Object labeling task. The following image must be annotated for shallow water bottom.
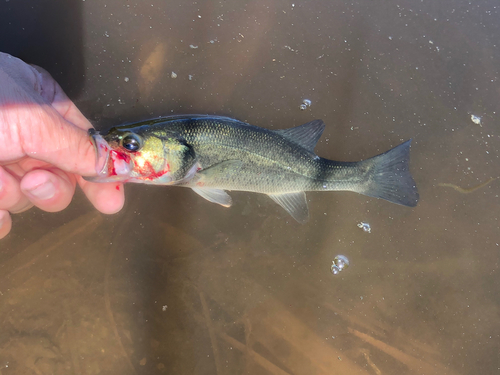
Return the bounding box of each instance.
[1,190,482,375]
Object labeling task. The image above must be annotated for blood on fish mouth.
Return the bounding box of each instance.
[87,131,134,180]
[87,129,176,184]
[109,150,132,176]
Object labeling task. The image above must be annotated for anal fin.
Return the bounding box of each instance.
[268,192,309,223]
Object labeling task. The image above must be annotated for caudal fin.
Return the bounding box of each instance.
[360,140,419,207]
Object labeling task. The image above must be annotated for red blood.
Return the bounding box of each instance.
[133,158,170,181]
[115,185,120,190]
[110,150,131,163]
[106,150,132,176]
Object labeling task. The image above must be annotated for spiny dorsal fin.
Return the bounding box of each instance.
[273,120,325,153]
[268,192,309,223]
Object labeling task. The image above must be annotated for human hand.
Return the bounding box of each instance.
[0,52,125,239]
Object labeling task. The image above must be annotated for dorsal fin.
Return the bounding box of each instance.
[273,120,325,153]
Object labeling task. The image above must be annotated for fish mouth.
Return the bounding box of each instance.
[88,129,110,176]
[84,129,133,182]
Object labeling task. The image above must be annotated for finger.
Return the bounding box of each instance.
[0,58,97,176]
[17,108,98,176]
[20,169,76,213]
[31,65,93,131]
[0,210,12,239]
[0,166,33,213]
[78,177,125,214]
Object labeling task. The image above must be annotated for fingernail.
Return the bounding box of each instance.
[26,180,56,200]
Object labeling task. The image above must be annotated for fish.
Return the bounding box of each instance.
[85,115,419,223]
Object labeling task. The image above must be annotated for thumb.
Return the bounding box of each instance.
[0,52,98,176]
[20,105,98,176]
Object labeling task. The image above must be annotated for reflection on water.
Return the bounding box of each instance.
[1,0,500,374]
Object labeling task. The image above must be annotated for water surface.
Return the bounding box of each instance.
[1,1,499,374]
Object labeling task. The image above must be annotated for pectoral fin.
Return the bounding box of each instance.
[188,160,243,207]
[192,187,233,207]
[268,192,309,223]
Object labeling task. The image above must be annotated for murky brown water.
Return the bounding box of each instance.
[1,0,500,374]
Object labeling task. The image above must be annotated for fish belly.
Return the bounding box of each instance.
[186,163,314,194]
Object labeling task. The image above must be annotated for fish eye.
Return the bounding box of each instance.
[121,134,142,152]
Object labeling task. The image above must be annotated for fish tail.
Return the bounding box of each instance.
[357,140,419,207]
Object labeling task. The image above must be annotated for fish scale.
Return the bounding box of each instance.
[167,119,372,193]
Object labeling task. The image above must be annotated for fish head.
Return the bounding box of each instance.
[86,125,197,184]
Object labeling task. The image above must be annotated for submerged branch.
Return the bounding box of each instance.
[437,177,497,194]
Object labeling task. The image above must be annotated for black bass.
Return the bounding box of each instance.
[86,115,419,223]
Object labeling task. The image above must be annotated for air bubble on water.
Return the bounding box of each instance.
[331,255,349,275]
[331,264,340,275]
[334,255,349,271]
[299,99,312,110]
[171,72,178,79]
[357,222,371,233]
[124,77,129,82]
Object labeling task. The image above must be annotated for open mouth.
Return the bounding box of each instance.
[85,129,133,182]
[88,129,111,177]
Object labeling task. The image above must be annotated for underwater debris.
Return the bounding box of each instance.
[437,177,497,194]
[470,114,481,125]
[357,222,371,233]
